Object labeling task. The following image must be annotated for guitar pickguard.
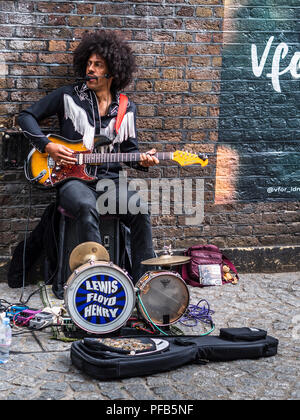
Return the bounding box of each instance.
[43,162,96,188]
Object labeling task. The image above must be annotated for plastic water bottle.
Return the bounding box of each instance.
[0,317,12,364]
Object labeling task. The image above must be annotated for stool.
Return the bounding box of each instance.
[53,206,131,298]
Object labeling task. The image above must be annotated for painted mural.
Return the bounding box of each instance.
[215,0,300,203]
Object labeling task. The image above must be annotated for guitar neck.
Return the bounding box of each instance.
[76,151,173,165]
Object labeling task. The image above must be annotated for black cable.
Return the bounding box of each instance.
[20,275,56,305]
[11,322,63,336]
[19,183,32,304]
[0,299,12,312]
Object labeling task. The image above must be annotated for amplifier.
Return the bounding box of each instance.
[99,216,120,264]
[0,129,31,169]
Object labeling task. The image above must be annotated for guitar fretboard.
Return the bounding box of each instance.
[75,151,173,165]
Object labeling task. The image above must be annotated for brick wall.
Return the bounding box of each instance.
[0,0,299,280]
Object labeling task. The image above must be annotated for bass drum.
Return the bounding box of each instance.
[64,261,135,334]
[136,271,190,326]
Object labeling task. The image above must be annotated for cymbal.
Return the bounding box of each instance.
[69,241,110,271]
[141,254,191,267]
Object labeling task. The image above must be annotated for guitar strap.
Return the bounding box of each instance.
[115,93,129,134]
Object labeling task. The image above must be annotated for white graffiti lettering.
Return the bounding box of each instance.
[251,36,300,92]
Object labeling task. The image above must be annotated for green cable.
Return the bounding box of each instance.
[137,291,169,336]
[137,291,215,337]
[199,323,215,336]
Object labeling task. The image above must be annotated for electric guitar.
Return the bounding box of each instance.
[25,134,208,189]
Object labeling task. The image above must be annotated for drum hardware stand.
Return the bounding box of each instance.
[163,244,173,256]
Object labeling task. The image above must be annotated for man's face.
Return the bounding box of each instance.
[85,53,111,91]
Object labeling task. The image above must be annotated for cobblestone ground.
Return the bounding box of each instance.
[0,272,299,400]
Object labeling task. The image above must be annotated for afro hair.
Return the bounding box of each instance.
[73,30,136,92]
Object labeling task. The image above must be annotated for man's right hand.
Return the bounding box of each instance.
[45,142,77,165]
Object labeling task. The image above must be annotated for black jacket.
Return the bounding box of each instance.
[18,83,147,179]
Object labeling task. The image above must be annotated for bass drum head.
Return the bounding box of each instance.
[136,271,190,326]
[64,262,135,334]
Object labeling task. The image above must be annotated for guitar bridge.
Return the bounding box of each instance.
[47,156,56,169]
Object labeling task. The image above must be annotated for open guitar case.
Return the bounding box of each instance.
[70,327,278,380]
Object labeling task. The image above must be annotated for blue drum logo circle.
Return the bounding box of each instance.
[74,274,126,325]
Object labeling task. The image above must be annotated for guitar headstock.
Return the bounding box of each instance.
[172,150,208,167]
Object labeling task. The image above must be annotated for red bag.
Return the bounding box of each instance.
[180,244,239,287]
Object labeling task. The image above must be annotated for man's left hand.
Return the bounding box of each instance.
[139,148,159,167]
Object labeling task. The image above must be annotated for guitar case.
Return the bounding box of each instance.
[70,328,278,380]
